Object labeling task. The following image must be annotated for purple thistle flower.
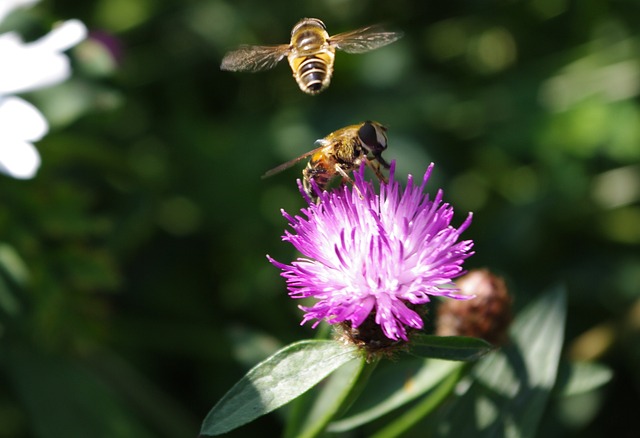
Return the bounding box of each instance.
[268,163,474,342]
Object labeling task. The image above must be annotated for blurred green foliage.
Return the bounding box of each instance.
[1,0,640,437]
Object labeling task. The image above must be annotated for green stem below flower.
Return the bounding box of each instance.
[370,362,468,438]
[287,354,379,438]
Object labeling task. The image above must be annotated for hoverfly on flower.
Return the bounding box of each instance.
[262,121,390,202]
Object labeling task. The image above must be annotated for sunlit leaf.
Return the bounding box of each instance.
[428,286,567,438]
[200,340,359,436]
[555,361,613,397]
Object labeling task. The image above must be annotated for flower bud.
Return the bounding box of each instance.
[436,269,512,345]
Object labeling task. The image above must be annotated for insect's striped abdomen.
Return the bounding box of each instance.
[296,56,331,93]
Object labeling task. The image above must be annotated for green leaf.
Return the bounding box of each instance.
[328,359,463,432]
[555,361,613,397]
[429,286,567,438]
[410,335,493,361]
[200,339,359,436]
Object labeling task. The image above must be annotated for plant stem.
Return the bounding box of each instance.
[293,355,379,438]
[370,363,467,438]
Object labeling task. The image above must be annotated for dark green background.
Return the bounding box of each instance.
[1,0,639,436]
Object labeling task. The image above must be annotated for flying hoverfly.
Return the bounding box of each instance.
[220,18,403,95]
[262,121,391,201]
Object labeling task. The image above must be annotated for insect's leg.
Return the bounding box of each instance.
[373,153,391,169]
[334,164,364,198]
[303,166,320,203]
[366,158,389,183]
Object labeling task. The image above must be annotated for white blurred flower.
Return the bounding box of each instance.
[0,0,87,179]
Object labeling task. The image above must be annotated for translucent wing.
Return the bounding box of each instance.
[220,44,290,72]
[261,146,324,179]
[330,25,403,54]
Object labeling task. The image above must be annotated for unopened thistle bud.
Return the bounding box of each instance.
[436,269,512,345]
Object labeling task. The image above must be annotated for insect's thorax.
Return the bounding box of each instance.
[287,22,335,94]
[303,140,365,200]
[289,22,330,52]
[332,137,364,167]
[307,140,363,176]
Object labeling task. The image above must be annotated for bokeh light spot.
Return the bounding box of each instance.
[469,27,517,74]
[529,0,569,19]
[156,196,202,236]
[592,165,640,209]
[449,171,489,212]
[425,19,468,61]
[599,207,640,244]
[95,0,154,32]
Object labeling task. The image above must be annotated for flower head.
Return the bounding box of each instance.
[0,0,87,179]
[268,163,474,342]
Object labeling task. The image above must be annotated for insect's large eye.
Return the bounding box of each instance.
[358,121,387,153]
